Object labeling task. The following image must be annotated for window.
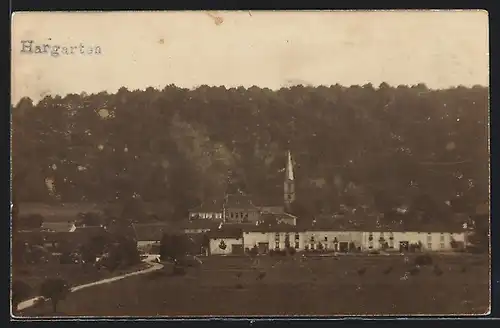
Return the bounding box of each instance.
[275,233,280,241]
[440,234,444,242]
[295,241,300,249]
[324,236,328,242]
[440,242,445,249]
[427,234,432,241]
[427,243,432,249]
[230,212,234,219]
[295,233,300,240]
[240,212,243,218]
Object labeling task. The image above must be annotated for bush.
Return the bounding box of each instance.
[414,254,433,266]
[12,280,32,311]
[39,278,70,313]
[248,245,259,257]
[287,247,296,256]
[59,252,75,265]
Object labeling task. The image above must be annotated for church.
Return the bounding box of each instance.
[188,151,298,226]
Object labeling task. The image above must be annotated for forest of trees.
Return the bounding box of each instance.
[11,83,489,225]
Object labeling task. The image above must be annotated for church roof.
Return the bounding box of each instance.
[189,199,224,213]
[225,194,259,210]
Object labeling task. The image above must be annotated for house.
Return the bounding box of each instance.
[19,202,103,222]
[15,226,107,250]
[260,212,298,226]
[303,218,365,251]
[41,221,77,233]
[224,193,261,223]
[188,200,224,220]
[361,226,469,252]
[132,223,172,252]
[180,220,222,234]
[259,205,285,215]
[208,228,244,255]
[242,225,307,254]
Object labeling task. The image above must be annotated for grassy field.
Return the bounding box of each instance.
[19,253,490,317]
[12,262,150,304]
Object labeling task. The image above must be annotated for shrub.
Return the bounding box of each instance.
[39,278,70,313]
[12,280,32,311]
[414,254,433,266]
[59,252,75,265]
[248,245,259,257]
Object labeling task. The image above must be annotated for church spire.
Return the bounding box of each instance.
[285,150,294,181]
[284,150,296,210]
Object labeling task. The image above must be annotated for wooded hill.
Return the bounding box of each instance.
[11,83,489,225]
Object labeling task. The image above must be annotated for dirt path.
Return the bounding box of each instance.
[16,255,164,312]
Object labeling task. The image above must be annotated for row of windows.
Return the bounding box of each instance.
[229,212,249,219]
[428,242,446,249]
[275,241,301,249]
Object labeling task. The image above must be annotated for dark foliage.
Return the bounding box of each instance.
[11,85,488,226]
[39,278,70,313]
[12,280,32,311]
[414,254,433,266]
[160,233,191,262]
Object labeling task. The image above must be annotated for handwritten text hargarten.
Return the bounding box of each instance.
[20,40,102,57]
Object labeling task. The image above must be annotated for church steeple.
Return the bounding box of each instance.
[284,150,295,210]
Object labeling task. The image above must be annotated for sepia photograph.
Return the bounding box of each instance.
[10,10,490,318]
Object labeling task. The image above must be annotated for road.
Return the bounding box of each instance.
[15,255,164,312]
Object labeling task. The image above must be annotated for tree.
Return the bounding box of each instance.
[12,280,32,312]
[160,233,190,263]
[39,278,70,313]
[468,213,489,253]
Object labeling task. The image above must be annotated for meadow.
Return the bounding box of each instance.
[19,253,490,317]
[12,261,150,306]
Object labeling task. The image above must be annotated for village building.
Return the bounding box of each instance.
[223,194,261,223]
[242,225,307,254]
[188,200,224,220]
[208,227,244,255]
[18,202,103,222]
[361,228,469,252]
[188,150,297,227]
[41,221,77,233]
[132,222,172,253]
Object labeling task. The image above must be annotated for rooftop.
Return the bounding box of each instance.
[132,223,173,241]
[41,221,76,232]
[189,199,224,213]
[225,194,259,210]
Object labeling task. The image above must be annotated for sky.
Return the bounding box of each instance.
[11,10,489,104]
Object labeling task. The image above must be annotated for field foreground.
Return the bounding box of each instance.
[20,254,490,317]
